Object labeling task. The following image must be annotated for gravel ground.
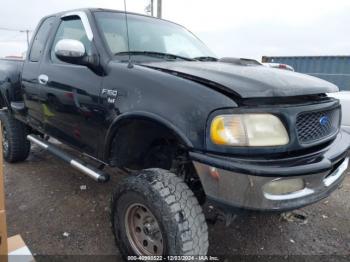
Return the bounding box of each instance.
[4,143,350,261]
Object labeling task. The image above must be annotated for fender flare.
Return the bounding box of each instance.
[102,111,193,162]
[0,81,12,109]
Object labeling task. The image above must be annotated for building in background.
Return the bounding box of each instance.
[262,56,350,91]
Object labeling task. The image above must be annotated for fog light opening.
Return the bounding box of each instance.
[263,178,305,196]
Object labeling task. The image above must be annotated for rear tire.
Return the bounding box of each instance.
[111,168,208,259]
[0,112,30,163]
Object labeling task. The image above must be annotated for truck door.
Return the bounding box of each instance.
[38,15,104,155]
[21,16,56,130]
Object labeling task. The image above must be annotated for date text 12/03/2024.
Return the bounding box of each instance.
[127,256,220,261]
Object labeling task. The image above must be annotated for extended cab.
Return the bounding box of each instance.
[0,8,349,258]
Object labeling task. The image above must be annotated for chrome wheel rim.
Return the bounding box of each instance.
[125,203,164,256]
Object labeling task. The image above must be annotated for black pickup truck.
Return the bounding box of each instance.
[0,8,349,258]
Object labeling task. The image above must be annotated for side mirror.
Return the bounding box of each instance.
[55,39,86,65]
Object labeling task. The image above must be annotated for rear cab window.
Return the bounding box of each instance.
[29,16,55,62]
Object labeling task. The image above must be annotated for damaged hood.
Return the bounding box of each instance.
[143,61,338,98]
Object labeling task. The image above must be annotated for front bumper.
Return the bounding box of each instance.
[190,131,350,211]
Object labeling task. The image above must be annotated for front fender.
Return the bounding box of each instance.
[101,62,238,161]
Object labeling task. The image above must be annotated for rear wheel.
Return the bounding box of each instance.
[0,112,30,162]
[111,168,208,258]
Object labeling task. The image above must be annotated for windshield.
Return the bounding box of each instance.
[94,11,216,60]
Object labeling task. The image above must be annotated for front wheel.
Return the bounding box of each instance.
[111,168,208,258]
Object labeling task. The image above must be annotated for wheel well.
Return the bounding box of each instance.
[0,89,10,109]
[0,94,5,109]
[109,118,206,204]
[109,119,185,169]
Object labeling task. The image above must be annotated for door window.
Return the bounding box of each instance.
[51,18,91,63]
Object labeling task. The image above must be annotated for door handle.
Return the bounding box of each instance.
[38,74,49,85]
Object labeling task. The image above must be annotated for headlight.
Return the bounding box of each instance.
[210,114,289,146]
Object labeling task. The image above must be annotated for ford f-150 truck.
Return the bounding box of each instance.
[0,8,349,258]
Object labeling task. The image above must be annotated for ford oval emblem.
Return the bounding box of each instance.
[319,116,329,126]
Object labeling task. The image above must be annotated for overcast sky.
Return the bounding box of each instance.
[0,0,349,59]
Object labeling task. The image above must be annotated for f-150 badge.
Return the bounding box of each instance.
[101,89,118,104]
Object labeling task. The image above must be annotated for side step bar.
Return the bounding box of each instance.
[27,135,110,183]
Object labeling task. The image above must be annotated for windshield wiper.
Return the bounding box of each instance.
[193,56,218,61]
[114,51,195,61]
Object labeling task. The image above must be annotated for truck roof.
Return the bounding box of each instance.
[42,8,166,22]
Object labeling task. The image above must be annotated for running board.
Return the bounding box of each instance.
[27,135,110,183]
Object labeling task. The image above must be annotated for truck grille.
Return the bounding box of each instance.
[296,107,340,144]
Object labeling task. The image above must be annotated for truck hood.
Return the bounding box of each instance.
[143,61,338,98]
